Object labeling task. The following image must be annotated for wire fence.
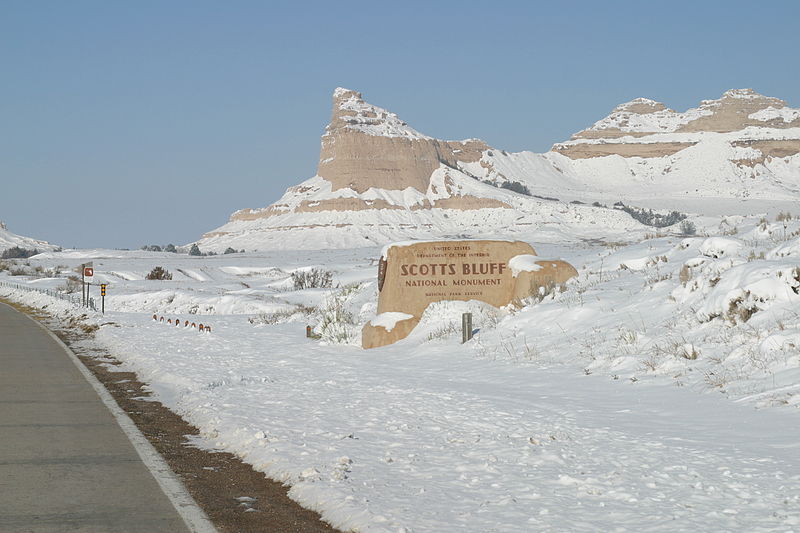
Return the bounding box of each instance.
[0,280,97,311]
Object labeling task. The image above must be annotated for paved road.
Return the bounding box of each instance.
[0,303,193,532]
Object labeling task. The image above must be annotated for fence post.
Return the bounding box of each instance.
[462,312,473,343]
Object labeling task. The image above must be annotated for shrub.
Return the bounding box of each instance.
[224,247,237,254]
[64,275,83,293]
[188,244,202,256]
[140,244,162,252]
[164,244,177,253]
[500,181,531,196]
[292,268,333,290]
[145,266,173,280]
[248,304,315,325]
[1,246,39,259]
[614,202,687,228]
[315,284,360,344]
[533,194,560,201]
[679,220,697,235]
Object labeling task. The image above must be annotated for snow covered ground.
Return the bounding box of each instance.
[2,215,799,532]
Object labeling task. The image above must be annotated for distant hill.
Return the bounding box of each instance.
[0,221,58,256]
[195,88,800,251]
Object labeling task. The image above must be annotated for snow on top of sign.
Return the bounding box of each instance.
[369,312,415,332]
[508,254,542,277]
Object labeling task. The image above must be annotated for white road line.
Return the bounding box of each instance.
[14,306,218,533]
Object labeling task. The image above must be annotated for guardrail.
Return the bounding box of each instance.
[0,280,97,311]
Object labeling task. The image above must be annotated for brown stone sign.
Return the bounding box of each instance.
[362,240,578,349]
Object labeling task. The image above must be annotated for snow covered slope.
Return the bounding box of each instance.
[4,216,800,532]
[197,88,800,251]
[0,221,57,254]
[538,89,800,211]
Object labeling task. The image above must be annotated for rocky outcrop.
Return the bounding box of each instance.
[678,89,800,133]
[730,139,800,166]
[552,142,696,159]
[194,87,800,251]
[556,89,800,160]
[318,89,489,193]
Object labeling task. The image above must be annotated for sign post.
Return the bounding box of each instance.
[83,264,94,308]
[462,313,473,344]
[100,283,107,314]
[81,262,94,307]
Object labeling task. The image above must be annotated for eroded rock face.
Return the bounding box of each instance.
[678,89,799,133]
[362,240,578,349]
[553,142,696,159]
[195,86,800,252]
[556,89,800,160]
[318,89,489,193]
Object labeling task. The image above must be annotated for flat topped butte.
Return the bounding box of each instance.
[362,240,578,348]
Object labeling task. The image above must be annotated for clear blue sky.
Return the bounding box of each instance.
[2,0,798,248]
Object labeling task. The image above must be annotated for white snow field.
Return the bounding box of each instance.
[2,216,800,532]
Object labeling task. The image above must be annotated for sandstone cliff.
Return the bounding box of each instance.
[318,88,488,193]
[195,87,800,251]
[553,89,800,160]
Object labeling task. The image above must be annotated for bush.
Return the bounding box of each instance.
[481,179,532,197]
[500,181,531,196]
[164,244,177,253]
[64,275,82,293]
[188,244,201,256]
[679,220,697,235]
[532,194,560,201]
[224,247,237,254]
[291,268,333,290]
[248,304,315,325]
[145,266,173,280]
[315,284,361,344]
[614,202,687,228]
[1,246,39,259]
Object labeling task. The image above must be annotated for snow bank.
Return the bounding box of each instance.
[4,226,800,533]
[699,237,744,258]
[369,312,414,332]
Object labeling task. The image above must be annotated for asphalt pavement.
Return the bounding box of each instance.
[0,302,195,532]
